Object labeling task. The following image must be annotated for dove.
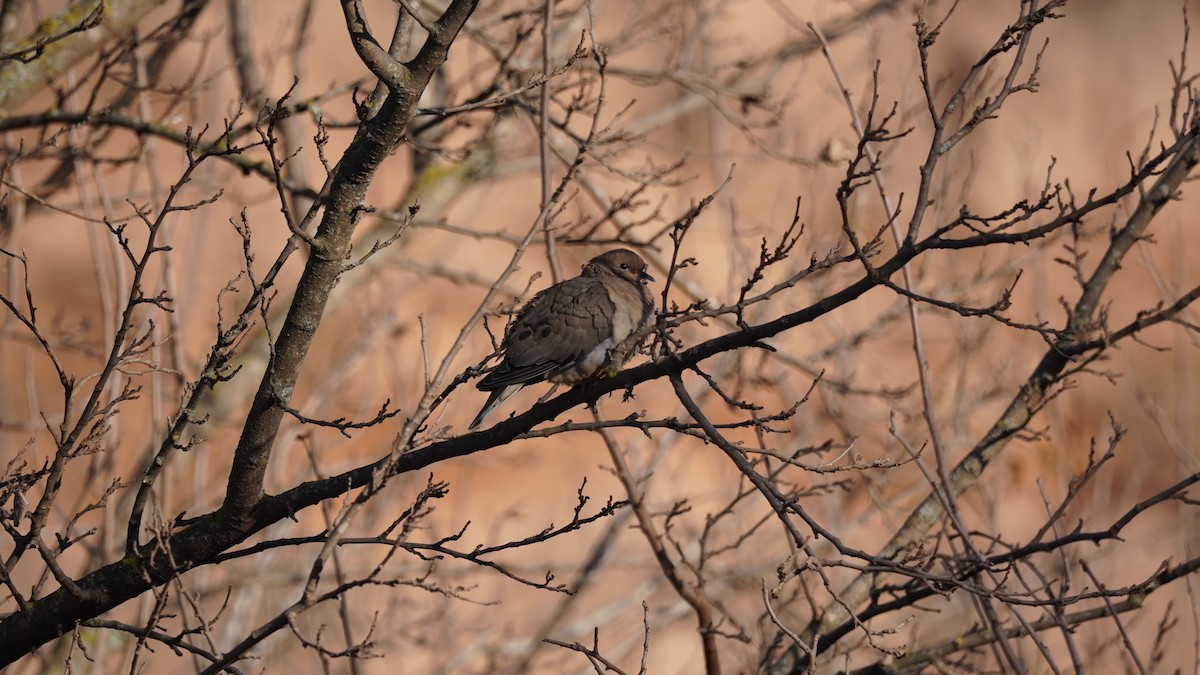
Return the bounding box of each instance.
[469,249,656,429]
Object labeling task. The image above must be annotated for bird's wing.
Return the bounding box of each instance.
[478,277,615,391]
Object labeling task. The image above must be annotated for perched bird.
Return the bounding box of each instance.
[469,249,656,429]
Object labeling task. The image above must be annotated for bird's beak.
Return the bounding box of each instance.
[639,269,655,284]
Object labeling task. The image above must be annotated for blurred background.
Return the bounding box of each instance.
[2,0,1199,672]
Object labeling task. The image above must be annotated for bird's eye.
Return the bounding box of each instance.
[619,263,628,269]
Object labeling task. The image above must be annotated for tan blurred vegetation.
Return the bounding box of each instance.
[2,0,1200,673]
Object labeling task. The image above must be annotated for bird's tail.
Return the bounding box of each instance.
[468,384,523,429]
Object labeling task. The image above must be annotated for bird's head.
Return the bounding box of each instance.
[587,248,655,285]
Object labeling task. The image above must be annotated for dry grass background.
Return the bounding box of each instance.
[2,0,1200,673]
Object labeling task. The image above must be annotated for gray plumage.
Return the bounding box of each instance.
[469,249,656,429]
